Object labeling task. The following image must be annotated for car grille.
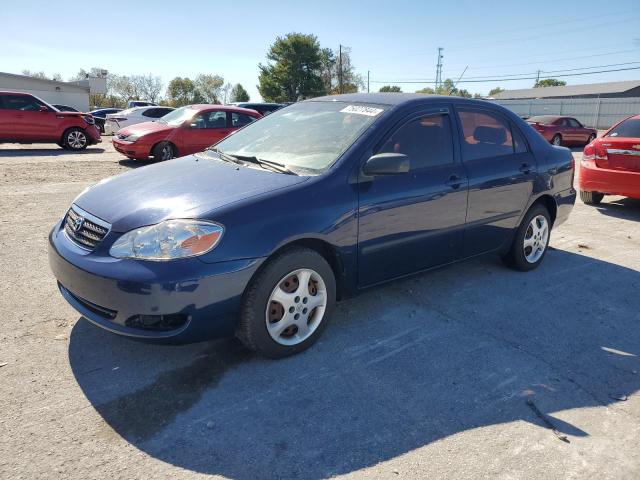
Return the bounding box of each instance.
[64,206,110,250]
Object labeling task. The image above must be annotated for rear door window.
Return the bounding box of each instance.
[456,109,514,161]
[377,113,454,169]
[231,112,257,128]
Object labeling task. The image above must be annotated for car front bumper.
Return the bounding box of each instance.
[112,137,151,160]
[579,162,640,199]
[48,219,264,343]
[86,125,102,144]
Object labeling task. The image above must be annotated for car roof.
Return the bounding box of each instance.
[0,90,32,96]
[187,104,262,116]
[307,92,495,108]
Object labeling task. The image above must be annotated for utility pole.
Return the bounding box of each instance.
[535,69,541,86]
[338,44,343,94]
[367,70,370,93]
[435,47,444,90]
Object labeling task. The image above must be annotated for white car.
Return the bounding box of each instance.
[104,106,174,135]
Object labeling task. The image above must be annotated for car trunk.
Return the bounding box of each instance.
[598,138,640,172]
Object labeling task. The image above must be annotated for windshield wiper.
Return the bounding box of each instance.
[225,153,297,175]
[205,147,244,165]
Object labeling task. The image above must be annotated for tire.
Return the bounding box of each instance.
[580,190,604,205]
[502,204,551,272]
[587,134,596,144]
[151,141,176,161]
[551,134,562,146]
[237,247,336,358]
[63,128,88,151]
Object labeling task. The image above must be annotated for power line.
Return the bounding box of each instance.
[369,65,640,84]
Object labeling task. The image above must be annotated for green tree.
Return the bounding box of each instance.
[379,85,402,93]
[166,77,204,107]
[415,87,435,94]
[258,33,326,102]
[195,74,224,104]
[534,78,566,88]
[231,83,250,102]
[488,87,504,96]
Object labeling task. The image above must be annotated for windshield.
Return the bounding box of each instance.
[607,118,640,138]
[159,106,198,126]
[211,101,385,174]
[527,115,558,125]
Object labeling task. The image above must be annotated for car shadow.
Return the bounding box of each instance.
[68,249,640,479]
[118,159,150,169]
[0,147,105,157]
[591,197,640,222]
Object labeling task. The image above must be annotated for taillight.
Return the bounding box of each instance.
[582,143,608,168]
[108,117,126,122]
[594,145,609,168]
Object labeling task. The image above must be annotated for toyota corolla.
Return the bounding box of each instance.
[48,94,575,358]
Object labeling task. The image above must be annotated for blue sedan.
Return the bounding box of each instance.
[48,93,575,357]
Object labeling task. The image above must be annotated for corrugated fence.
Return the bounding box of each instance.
[490,97,640,129]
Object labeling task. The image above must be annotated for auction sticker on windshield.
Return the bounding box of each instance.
[340,105,384,116]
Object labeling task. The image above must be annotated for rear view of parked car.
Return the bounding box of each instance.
[49,93,575,358]
[127,100,157,108]
[579,114,640,204]
[90,108,122,134]
[0,91,101,150]
[104,106,174,135]
[112,105,261,161]
[527,115,597,146]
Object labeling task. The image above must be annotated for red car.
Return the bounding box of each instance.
[112,104,262,161]
[0,91,101,150]
[579,114,640,204]
[526,115,597,147]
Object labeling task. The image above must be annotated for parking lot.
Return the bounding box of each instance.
[1,140,639,479]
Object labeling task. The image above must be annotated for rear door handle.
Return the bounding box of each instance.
[445,175,463,189]
[519,163,532,174]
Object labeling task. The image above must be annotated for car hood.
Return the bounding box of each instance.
[74,155,308,232]
[118,121,173,137]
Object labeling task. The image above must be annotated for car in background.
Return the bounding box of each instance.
[127,100,157,108]
[579,114,640,204]
[50,94,575,357]
[89,108,123,134]
[0,91,101,150]
[112,104,261,161]
[526,115,597,147]
[228,102,284,116]
[104,106,174,135]
[53,104,80,112]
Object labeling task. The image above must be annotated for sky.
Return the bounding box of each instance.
[2,0,639,101]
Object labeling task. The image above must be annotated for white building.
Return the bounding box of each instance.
[0,72,107,112]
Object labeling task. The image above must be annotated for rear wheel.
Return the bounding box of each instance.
[502,204,551,271]
[580,190,604,205]
[551,134,562,146]
[151,141,175,161]
[587,133,596,144]
[237,247,336,358]
[63,128,88,151]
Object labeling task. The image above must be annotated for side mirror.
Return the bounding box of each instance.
[362,153,410,176]
[39,105,49,112]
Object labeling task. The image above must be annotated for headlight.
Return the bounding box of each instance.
[109,219,224,261]
[124,134,141,142]
[82,115,95,125]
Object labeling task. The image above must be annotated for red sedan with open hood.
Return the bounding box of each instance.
[112,104,261,161]
[579,114,640,204]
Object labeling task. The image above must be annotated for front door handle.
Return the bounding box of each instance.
[519,163,532,174]
[445,175,463,189]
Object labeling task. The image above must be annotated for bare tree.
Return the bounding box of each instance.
[136,74,163,103]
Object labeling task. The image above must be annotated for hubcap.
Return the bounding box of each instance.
[552,136,561,145]
[523,214,549,264]
[161,145,173,160]
[265,268,327,346]
[68,131,86,149]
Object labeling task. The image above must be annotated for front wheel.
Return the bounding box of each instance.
[580,190,604,205]
[63,128,88,151]
[151,141,175,161]
[551,134,562,146]
[587,134,596,144]
[502,204,551,271]
[237,247,336,358]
